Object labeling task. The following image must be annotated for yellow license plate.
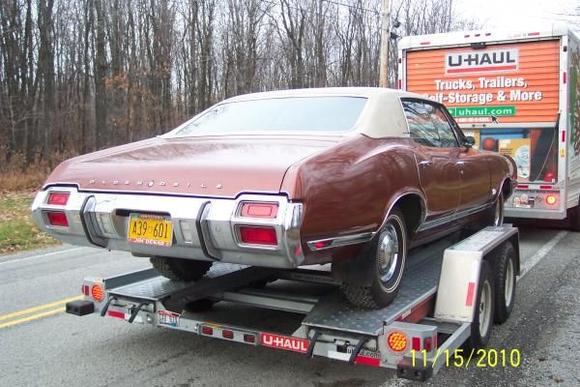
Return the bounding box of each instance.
[127,214,173,247]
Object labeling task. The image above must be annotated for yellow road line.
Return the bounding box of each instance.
[0,307,65,329]
[0,295,82,322]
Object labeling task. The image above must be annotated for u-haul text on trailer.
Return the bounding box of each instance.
[398,24,580,227]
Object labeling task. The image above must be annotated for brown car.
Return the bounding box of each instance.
[31,88,516,308]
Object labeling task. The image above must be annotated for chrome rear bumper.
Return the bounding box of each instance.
[31,187,304,268]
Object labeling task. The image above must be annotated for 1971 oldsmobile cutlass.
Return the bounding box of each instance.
[32,88,516,308]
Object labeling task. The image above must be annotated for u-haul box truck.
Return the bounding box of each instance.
[398,24,580,227]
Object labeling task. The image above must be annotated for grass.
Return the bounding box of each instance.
[0,191,59,254]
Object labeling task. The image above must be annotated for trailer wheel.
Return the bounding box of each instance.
[465,261,495,349]
[342,209,407,309]
[493,242,516,324]
[150,257,212,282]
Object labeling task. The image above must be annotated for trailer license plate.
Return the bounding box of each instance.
[128,214,173,247]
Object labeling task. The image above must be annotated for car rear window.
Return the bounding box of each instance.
[173,96,367,136]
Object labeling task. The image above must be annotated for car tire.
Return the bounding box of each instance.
[493,242,516,324]
[150,257,212,282]
[465,260,495,350]
[342,209,407,309]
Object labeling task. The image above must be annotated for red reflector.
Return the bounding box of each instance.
[244,334,256,343]
[563,71,567,84]
[241,202,278,218]
[47,192,70,205]
[539,185,553,190]
[562,130,566,142]
[107,310,125,320]
[201,326,214,335]
[354,355,381,367]
[528,32,540,36]
[412,337,421,351]
[420,41,430,45]
[222,329,234,339]
[424,337,432,352]
[239,226,277,246]
[82,285,89,296]
[465,282,476,306]
[46,211,68,227]
[313,240,331,250]
[517,184,529,189]
[397,79,402,89]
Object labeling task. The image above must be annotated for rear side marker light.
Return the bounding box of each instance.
[243,334,256,343]
[82,285,89,296]
[239,226,277,246]
[222,330,234,339]
[47,192,70,205]
[240,202,278,218]
[91,284,105,302]
[46,211,68,227]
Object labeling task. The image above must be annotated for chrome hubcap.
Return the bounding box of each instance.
[505,258,514,307]
[479,280,492,337]
[377,224,399,285]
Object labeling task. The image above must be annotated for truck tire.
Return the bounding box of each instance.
[341,209,407,309]
[493,242,516,324]
[150,257,212,282]
[465,260,495,349]
[568,203,580,231]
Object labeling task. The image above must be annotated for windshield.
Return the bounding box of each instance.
[172,96,367,136]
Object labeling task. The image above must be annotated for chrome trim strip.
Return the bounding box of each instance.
[307,231,375,252]
[417,202,492,232]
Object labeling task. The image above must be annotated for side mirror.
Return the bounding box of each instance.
[463,136,475,148]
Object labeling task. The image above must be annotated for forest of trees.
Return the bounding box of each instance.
[0,0,475,169]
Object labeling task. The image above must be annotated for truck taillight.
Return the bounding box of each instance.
[240,202,278,218]
[387,331,408,352]
[46,211,68,227]
[239,226,277,246]
[47,192,70,205]
[546,194,558,206]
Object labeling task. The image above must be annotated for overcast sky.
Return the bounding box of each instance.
[453,0,579,30]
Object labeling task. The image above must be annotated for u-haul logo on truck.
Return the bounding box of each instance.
[260,332,309,353]
[446,48,518,74]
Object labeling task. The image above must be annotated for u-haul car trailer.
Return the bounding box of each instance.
[398,24,580,228]
[66,226,519,382]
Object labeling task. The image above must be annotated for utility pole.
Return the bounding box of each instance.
[379,0,390,87]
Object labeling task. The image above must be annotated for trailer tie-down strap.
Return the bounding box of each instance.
[128,303,147,323]
[348,336,370,364]
[100,296,117,317]
[306,330,321,358]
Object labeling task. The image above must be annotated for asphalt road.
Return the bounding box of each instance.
[1,227,579,387]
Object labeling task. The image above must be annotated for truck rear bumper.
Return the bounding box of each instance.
[31,187,305,268]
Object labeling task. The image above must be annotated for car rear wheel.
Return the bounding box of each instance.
[150,257,212,282]
[490,192,504,227]
[341,209,407,309]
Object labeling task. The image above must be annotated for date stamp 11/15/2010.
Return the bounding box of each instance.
[411,348,522,369]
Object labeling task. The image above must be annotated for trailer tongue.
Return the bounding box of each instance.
[66,226,520,382]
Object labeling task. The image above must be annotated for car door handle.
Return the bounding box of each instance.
[418,160,431,166]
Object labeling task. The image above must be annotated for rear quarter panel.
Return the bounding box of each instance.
[281,135,422,263]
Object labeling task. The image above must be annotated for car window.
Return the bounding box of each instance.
[401,99,459,148]
[172,96,367,136]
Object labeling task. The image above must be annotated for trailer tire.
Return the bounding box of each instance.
[465,261,495,350]
[342,209,407,309]
[150,257,212,282]
[493,242,516,324]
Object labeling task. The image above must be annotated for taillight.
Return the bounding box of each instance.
[387,331,408,352]
[546,194,558,206]
[240,202,278,218]
[46,211,68,227]
[239,226,277,246]
[222,329,234,339]
[91,283,105,302]
[201,326,214,335]
[47,192,70,205]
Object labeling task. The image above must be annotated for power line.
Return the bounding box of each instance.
[322,0,380,15]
